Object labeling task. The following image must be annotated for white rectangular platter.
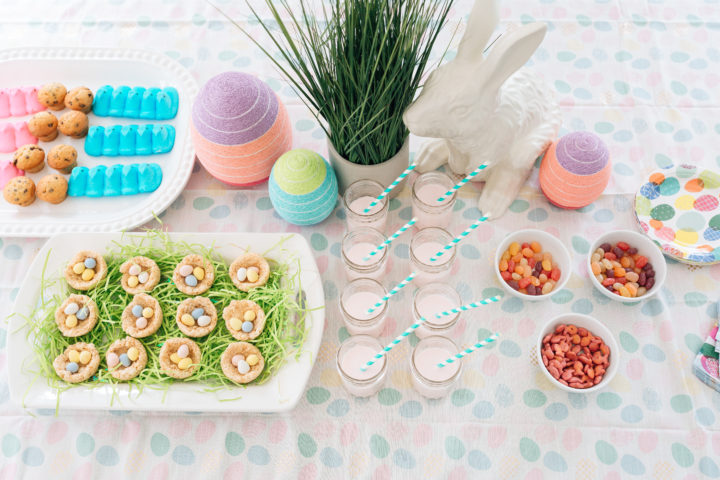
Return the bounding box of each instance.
[7,232,325,412]
[0,47,198,236]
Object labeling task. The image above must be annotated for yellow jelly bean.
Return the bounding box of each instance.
[230,317,243,331]
[178,358,192,370]
[127,275,139,288]
[81,268,95,281]
[65,314,78,328]
[508,242,520,256]
[170,353,180,364]
[68,350,80,363]
[127,347,139,362]
[181,314,195,326]
[243,310,256,322]
[247,269,259,283]
[142,307,153,319]
[246,354,259,366]
[79,350,91,365]
[193,267,205,281]
[73,262,85,274]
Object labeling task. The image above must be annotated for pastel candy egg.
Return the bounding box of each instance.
[68,350,80,363]
[237,360,250,374]
[230,317,242,331]
[66,362,79,373]
[107,352,119,368]
[246,268,259,283]
[231,354,244,366]
[72,263,85,274]
[236,267,247,282]
[178,357,192,370]
[79,350,91,365]
[170,353,181,364]
[269,149,339,226]
[64,302,80,315]
[181,314,195,326]
[197,315,211,327]
[142,307,153,318]
[119,353,131,367]
[243,310,256,322]
[246,354,259,366]
[84,258,97,269]
[127,275,139,288]
[178,264,193,277]
[193,266,205,281]
[185,274,198,287]
[539,131,611,209]
[191,308,204,319]
[132,305,143,317]
[76,306,89,320]
[135,317,148,329]
[127,347,139,362]
[128,264,141,276]
[138,271,149,284]
[81,269,95,281]
[241,321,253,333]
[65,314,78,328]
[177,344,189,359]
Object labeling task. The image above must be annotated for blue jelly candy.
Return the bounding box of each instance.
[104,164,123,196]
[156,88,178,120]
[137,163,163,193]
[152,125,175,154]
[93,85,113,116]
[136,124,153,155]
[86,165,107,197]
[124,87,145,118]
[109,86,130,117]
[121,164,139,195]
[84,125,175,156]
[102,126,122,157]
[84,128,104,156]
[119,125,137,156]
[68,167,89,197]
[140,88,160,120]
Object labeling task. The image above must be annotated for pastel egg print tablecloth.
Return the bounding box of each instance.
[2,0,720,479]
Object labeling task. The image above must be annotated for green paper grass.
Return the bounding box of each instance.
[23,230,310,405]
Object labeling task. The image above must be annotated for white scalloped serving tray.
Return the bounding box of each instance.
[0,48,198,236]
[7,232,325,412]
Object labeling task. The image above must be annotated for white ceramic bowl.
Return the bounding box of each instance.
[586,230,667,303]
[494,229,571,301]
[536,314,619,393]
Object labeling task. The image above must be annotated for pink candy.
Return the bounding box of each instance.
[107,352,119,368]
[0,161,23,189]
[0,122,37,153]
[0,87,45,118]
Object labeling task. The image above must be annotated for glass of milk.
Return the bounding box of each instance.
[340,278,388,337]
[341,227,388,282]
[409,227,456,287]
[413,283,461,339]
[410,335,463,398]
[336,335,388,397]
[411,171,456,230]
[343,179,389,232]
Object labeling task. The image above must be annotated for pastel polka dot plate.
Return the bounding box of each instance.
[634,164,720,265]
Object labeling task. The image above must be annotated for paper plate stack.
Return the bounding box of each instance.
[191,72,292,186]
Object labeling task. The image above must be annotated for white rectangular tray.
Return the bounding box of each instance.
[7,232,325,412]
[0,47,198,236]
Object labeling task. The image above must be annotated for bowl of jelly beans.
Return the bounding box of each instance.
[494,229,571,301]
[587,230,667,303]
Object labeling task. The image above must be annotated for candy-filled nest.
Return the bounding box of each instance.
[25,231,308,400]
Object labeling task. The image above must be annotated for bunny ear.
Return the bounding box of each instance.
[456,0,500,62]
[479,22,547,92]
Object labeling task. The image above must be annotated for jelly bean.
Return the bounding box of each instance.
[230,317,243,331]
[635,256,648,268]
[500,271,512,281]
[64,302,80,315]
[613,267,625,277]
[185,275,198,287]
[541,259,552,271]
[82,269,95,281]
[243,310,256,322]
[132,305,144,317]
[231,354,244,366]
[107,352,119,368]
[191,308,204,319]
[128,276,139,288]
[237,360,250,374]
[246,354,259,366]
[625,271,639,282]
[76,306,89,320]
[142,307,153,318]
[550,268,561,281]
[68,350,80,363]
[508,242,520,255]
[178,264,193,277]
[178,357,192,370]
[518,277,531,289]
[65,314,78,328]
[177,344,189,358]
[236,267,248,282]
[242,321,253,332]
[84,258,97,269]
[138,271,149,284]
[127,347,139,362]
[197,315,211,327]
[590,262,601,275]
[66,362,79,373]
[181,314,195,326]
[193,266,205,281]
[170,353,181,364]
[79,350,91,365]
[247,268,259,283]
[522,247,534,258]
[119,354,131,367]
[73,263,85,274]
[541,282,554,294]
[136,317,148,329]
[128,264,142,276]
[499,259,508,272]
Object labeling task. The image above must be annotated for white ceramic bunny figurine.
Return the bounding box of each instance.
[403,0,561,219]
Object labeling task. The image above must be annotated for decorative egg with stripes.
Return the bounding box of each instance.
[191,71,292,186]
[269,149,338,226]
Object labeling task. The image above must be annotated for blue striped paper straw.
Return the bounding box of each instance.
[363,164,417,213]
[437,333,500,368]
[363,218,417,261]
[429,213,491,262]
[361,294,502,371]
[433,294,502,318]
[436,163,489,203]
[367,272,416,314]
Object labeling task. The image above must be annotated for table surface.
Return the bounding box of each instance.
[1,0,720,478]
